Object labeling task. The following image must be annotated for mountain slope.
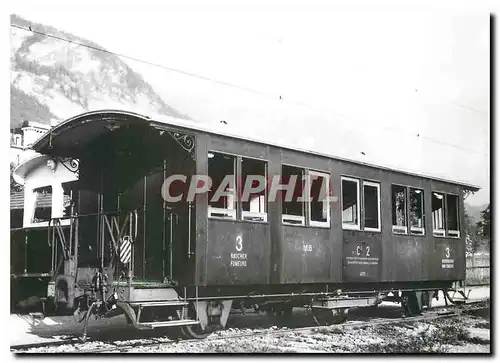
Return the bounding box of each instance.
[10,14,189,129]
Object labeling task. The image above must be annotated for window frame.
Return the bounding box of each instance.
[241,155,268,223]
[362,180,381,232]
[28,185,53,227]
[208,206,237,220]
[307,169,331,228]
[445,193,461,238]
[409,187,425,236]
[207,150,237,221]
[281,164,306,226]
[391,184,408,235]
[341,176,361,230]
[431,191,446,237]
[282,214,306,226]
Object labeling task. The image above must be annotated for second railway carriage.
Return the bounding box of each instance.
[10,154,77,311]
[25,110,478,338]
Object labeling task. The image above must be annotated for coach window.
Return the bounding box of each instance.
[309,171,330,227]
[391,184,407,234]
[432,192,445,236]
[32,186,52,223]
[446,194,460,238]
[282,165,306,225]
[363,181,380,231]
[242,158,267,222]
[208,152,236,219]
[409,188,425,235]
[341,176,360,230]
[62,182,74,218]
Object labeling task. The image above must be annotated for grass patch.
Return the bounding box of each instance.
[355,323,487,353]
[465,268,490,286]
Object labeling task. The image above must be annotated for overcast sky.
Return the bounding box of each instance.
[13,7,490,206]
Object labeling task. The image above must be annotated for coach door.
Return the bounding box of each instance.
[116,165,168,283]
[116,163,194,285]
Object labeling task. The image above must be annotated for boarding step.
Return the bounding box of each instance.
[130,300,189,308]
[136,319,199,329]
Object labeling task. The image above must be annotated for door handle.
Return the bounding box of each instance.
[134,210,138,240]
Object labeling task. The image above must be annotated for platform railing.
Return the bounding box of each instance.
[48,216,73,280]
[47,209,138,285]
[100,210,138,286]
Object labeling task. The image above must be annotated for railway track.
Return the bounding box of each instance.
[80,310,461,354]
[11,301,488,353]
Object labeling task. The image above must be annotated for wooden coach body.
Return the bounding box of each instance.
[200,131,468,288]
[30,110,477,299]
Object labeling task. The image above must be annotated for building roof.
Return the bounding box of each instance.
[21,120,51,130]
[12,154,48,185]
[10,192,24,209]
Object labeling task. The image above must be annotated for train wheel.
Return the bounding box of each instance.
[402,292,423,316]
[312,308,347,326]
[165,327,184,341]
[179,303,215,340]
[180,324,213,340]
[73,307,86,323]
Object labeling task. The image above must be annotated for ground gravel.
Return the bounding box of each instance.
[15,313,490,354]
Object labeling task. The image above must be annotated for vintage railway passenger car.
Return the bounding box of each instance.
[10,154,77,311]
[21,110,478,338]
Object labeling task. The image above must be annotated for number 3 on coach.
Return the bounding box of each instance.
[236,235,243,252]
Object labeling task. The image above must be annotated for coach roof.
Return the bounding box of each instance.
[31,109,480,192]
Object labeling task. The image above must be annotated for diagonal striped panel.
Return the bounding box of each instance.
[120,237,132,264]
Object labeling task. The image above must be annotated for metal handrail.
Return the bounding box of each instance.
[47,218,71,280]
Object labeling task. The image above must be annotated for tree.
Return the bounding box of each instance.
[476,204,491,239]
[464,208,481,256]
[10,162,23,193]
